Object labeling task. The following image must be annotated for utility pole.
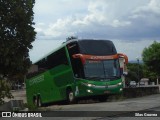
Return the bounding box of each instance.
[136,57,140,87]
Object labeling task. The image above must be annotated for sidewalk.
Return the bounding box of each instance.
[3,89,27,103]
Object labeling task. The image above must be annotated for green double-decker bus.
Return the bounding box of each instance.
[26,39,128,106]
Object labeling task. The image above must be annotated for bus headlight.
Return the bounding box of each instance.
[118,82,122,86]
[87,89,93,93]
[87,83,95,87]
[82,82,95,87]
[120,88,123,91]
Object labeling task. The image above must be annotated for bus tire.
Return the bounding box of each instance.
[33,96,37,106]
[67,89,76,104]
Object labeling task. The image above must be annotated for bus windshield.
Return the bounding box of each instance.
[84,59,120,81]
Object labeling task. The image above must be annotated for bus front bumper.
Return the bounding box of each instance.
[77,82,123,97]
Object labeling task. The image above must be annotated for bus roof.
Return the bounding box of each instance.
[33,39,116,64]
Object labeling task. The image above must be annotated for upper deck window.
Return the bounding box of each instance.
[78,40,117,55]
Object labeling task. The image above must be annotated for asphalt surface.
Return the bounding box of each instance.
[1,92,160,120]
[39,94,160,111]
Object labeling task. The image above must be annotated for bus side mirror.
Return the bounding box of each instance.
[72,54,86,64]
[118,53,128,64]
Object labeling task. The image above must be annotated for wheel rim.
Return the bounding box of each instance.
[38,98,41,107]
[33,98,37,106]
[69,92,74,102]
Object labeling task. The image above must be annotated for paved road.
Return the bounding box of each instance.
[1,93,160,120]
[40,94,160,111]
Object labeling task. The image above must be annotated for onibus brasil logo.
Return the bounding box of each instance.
[1,112,42,118]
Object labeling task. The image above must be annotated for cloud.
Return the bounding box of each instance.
[130,0,160,27]
[113,39,156,61]
[122,0,160,40]
[30,0,160,62]
[111,20,131,28]
[46,18,74,38]
[35,0,160,40]
[132,0,160,15]
[34,0,137,40]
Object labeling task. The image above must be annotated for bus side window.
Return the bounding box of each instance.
[27,48,69,78]
[37,58,48,72]
[46,47,69,69]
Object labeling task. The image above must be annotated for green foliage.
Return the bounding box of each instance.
[0,0,36,103]
[124,41,160,83]
[125,63,143,82]
[142,64,157,81]
[0,79,13,105]
[24,103,38,111]
[0,0,36,78]
[142,41,160,76]
[126,62,157,83]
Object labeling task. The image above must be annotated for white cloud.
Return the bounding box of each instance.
[45,18,75,37]
[111,19,131,28]
[35,23,44,33]
[113,39,156,61]
[34,0,135,40]
[133,0,160,15]
[131,0,160,21]
[128,0,160,35]
[34,0,160,40]
[31,0,160,61]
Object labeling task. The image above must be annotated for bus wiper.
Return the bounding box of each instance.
[106,76,120,79]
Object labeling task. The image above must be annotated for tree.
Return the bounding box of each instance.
[142,41,160,77]
[0,80,13,105]
[125,63,143,83]
[0,0,36,104]
[0,0,36,78]
[142,64,157,82]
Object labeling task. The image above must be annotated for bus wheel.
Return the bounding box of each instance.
[37,96,42,107]
[33,96,37,106]
[67,90,76,104]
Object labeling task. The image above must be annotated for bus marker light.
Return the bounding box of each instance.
[120,88,123,91]
[87,90,93,93]
[118,82,122,86]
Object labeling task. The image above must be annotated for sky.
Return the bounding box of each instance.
[29,0,160,63]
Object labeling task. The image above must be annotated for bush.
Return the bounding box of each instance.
[24,103,38,111]
[0,79,13,105]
